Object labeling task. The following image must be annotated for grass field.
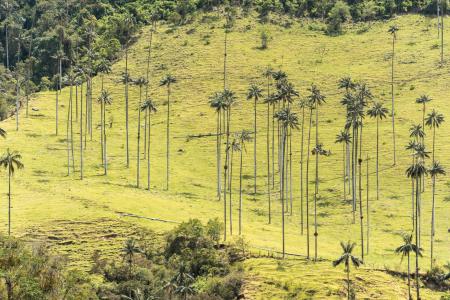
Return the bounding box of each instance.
[0,12,449,298]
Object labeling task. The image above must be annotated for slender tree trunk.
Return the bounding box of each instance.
[300,105,305,235]
[267,102,271,224]
[254,98,257,200]
[147,112,151,190]
[100,79,104,165]
[347,268,350,300]
[314,105,319,261]
[223,108,230,241]
[125,47,130,167]
[376,118,379,201]
[281,126,287,259]
[229,148,234,235]
[218,111,222,200]
[441,10,445,64]
[80,83,83,180]
[359,128,364,262]
[342,143,346,202]
[430,174,436,269]
[70,85,75,170]
[272,105,275,189]
[408,252,411,300]
[438,0,441,38]
[391,36,396,166]
[67,93,71,175]
[137,87,142,188]
[75,84,78,122]
[415,176,420,300]
[306,108,313,259]
[289,128,293,216]
[84,79,88,149]
[8,169,11,236]
[103,103,107,175]
[366,155,370,254]
[15,76,19,131]
[5,24,9,70]
[239,147,243,235]
[56,89,59,136]
[166,85,171,190]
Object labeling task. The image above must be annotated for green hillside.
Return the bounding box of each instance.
[1,12,449,298]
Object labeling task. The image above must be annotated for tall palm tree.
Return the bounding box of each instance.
[51,49,67,136]
[395,233,422,300]
[160,74,177,191]
[96,59,112,164]
[141,98,157,191]
[237,130,252,235]
[305,98,314,259]
[298,98,308,235]
[333,241,363,300]
[388,25,399,166]
[210,92,227,201]
[275,108,299,259]
[229,138,240,235]
[406,148,428,300]
[429,162,445,269]
[308,85,326,261]
[425,109,445,163]
[97,90,112,175]
[222,89,237,241]
[247,84,263,200]
[263,67,273,209]
[134,77,148,188]
[63,71,77,174]
[336,131,351,203]
[0,149,24,236]
[415,95,431,136]
[144,21,157,161]
[367,102,389,201]
[119,72,133,166]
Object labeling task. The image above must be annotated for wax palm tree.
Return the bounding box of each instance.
[275,108,299,258]
[336,130,351,203]
[263,67,274,201]
[134,77,148,188]
[141,98,157,191]
[172,263,195,300]
[298,98,308,234]
[122,238,141,272]
[97,90,112,175]
[222,89,237,241]
[338,76,356,93]
[237,130,252,235]
[160,74,177,191]
[308,85,326,261]
[247,84,263,200]
[395,233,422,300]
[429,162,445,269]
[416,95,431,135]
[425,109,445,163]
[0,149,24,236]
[333,241,363,300]
[119,72,133,166]
[51,49,67,136]
[388,25,399,165]
[63,71,77,174]
[305,97,314,259]
[75,68,85,179]
[367,102,389,201]
[210,92,223,200]
[228,138,240,235]
[406,153,428,300]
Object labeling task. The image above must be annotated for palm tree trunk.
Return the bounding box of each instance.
[359,127,364,262]
[229,148,234,235]
[281,126,287,259]
[408,252,411,300]
[5,23,9,70]
[75,84,78,122]
[366,155,370,254]
[80,83,83,180]
[306,108,313,259]
[415,176,420,300]
[144,107,147,160]
[15,75,19,131]
[342,143,346,202]
[70,85,75,170]
[218,111,222,200]
[314,106,319,261]
[267,102,271,224]
[147,112,151,190]
[289,129,293,216]
[125,47,130,167]
[166,85,171,191]
[376,118,379,201]
[137,87,142,188]
[239,146,243,235]
[347,268,350,300]
[103,103,107,175]
[56,89,59,135]
[300,105,305,235]
[272,104,275,188]
[441,11,444,64]
[391,36,396,166]
[430,175,436,269]
[254,98,257,200]
[223,108,230,241]
[67,94,71,175]
[8,168,11,236]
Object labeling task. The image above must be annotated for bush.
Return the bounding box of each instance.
[204,272,244,300]
[260,29,270,49]
[326,1,352,36]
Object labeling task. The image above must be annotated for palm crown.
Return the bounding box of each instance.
[429,161,446,177]
[367,102,389,120]
[160,74,176,87]
[409,124,425,140]
[308,85,326,107]
[415,94,431,105]
[0,149,24,175]
[395,233,422,260]
[247,84,263,101]
[97,90,113,105]
[425,109,445,129]
[336,130,351,145]
[333,241,363,271]
[140,98,157,113]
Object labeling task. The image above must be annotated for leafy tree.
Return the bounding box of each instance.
[0,149,24,236]
[333,241,363,300]
[326,1,351,35]
[160,74,177,191]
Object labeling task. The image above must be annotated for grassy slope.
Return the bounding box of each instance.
[0,12,448,298]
